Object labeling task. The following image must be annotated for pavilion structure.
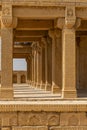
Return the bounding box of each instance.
[1,0,86,99]
[0,1,87,129]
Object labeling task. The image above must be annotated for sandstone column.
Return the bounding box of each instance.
[49,30,60,93]
[26,57,30,84]
[33,43,37,87]
[29,57,32,85]
[0,4,13,99]
[40,47,43,89]
[62,27,77,98]
[31,52,34,85]
[41,46,45,89]
[36,44,41,88]
[42,38,49,91]
[61,6,77,98]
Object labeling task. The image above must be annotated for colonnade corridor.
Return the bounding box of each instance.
[1,3,87,100]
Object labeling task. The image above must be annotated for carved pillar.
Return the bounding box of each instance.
[26,57,30,84]
[31,52,34,85]
[49,30,61,93]
[41,45,45,89]
[29,56,32,85]
[32,43,37,87]
[47,37,52,90]
[40,47,43,89]
[62,27,76,98]
[26,56,32,85]
[42,37,52,91]
[56,6,81,98]
[36,44,41,88]
[55,30,62,91]
[0,4,13,99]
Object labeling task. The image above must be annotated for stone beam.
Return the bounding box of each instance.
[76,31,87,37]
[14,37,41,42]
[13,47,32,54]
[13,53,30,58]
[77,8,87,20]
[3,0,87,8]
[16,20,54,30]
[15,30,48,37]
[13,7,64,19]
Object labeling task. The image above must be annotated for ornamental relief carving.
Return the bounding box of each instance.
[67,9,73,17]
[18,112,59,126]
[1,4,12,27]
[65,6,76,29]
[1,17,12,27]
[2,4,12,17]
[3,7,10,16]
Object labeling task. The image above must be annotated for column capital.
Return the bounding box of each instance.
[65,5,76,29]
[32,42,41,53]
[1,3,12,28]
[55,6,81,30]
[1,3,18,28]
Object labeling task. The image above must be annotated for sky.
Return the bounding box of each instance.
[0,39,27,71]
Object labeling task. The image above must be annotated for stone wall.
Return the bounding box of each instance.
[0,71,27,84]
[0,102,87,130]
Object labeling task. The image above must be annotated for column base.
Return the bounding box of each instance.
[62,90,77,98]
[52,85,61,94]
[40,84,45,90]
[36,83,40,89]
[0,88,13,100]
[45,83,51,91]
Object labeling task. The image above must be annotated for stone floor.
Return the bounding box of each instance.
[13,84,87,100]
[14,84,61,101]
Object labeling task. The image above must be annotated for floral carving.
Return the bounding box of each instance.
[3,8,10,16]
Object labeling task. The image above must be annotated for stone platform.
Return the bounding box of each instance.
[0,84,87,130]
[0,100,87,130]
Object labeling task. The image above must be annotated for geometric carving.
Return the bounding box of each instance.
[68,115,79,126]
[2,3,13,28]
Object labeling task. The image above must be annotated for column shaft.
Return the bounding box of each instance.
[52,36,60,93]
[1,28,13,99]
[27,59,30,84]
[62,28,77,98]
